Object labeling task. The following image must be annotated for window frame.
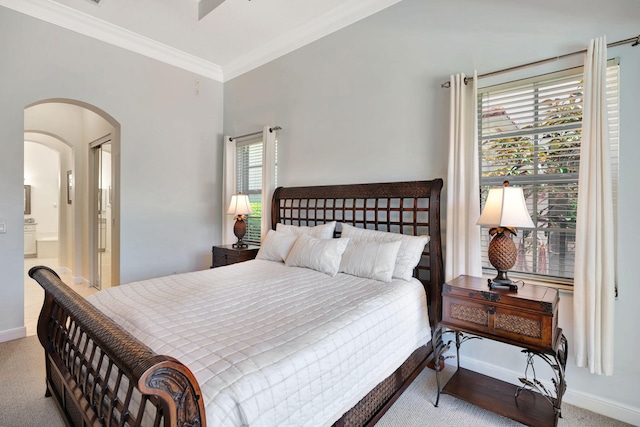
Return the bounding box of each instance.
[477,61,619,287]
[235,137,264,245]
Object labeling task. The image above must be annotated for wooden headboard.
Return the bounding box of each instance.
[271,179,444,327]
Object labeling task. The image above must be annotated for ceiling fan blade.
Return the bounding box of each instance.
[198,0,227,20]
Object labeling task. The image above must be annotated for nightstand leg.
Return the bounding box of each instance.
[554,334,568,421]
[432,328,484,409]
[432,327,445,407]
[455,331,462,370]
[433,328,471,407]
[516,334,568,426]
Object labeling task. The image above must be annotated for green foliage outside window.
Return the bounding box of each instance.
[480,79,584,279]
[246,202,262,243]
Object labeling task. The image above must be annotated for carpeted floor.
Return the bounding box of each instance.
[0,336,631,427]
[0,336,64,427]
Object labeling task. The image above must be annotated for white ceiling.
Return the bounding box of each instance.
[1,0,404,81]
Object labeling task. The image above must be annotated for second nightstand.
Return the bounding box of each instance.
[435,275,567,427]
[211,244,260,268]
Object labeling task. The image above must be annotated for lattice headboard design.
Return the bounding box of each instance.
[271,179,444,326]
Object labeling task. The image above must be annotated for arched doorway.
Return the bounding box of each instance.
[24,99,120,290]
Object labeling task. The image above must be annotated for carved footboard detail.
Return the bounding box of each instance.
[29,266,206,427]
[140,365,204,427]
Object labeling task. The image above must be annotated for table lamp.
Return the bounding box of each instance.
[227,193,253,248]
[477,181,534,290]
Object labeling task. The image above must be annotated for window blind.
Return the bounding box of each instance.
[478,62,619,284]
[236,138,263,244]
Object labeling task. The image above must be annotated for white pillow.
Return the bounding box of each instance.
[339,240,402,282]
[276,221,336,239]
[256,230,298,262]
[340,223,430,281]
[284,234,349,276]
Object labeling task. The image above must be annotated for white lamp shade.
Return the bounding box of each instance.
[477,186,534,228]
[227,194,253,215]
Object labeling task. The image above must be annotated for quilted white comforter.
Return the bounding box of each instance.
[87,259,431,426]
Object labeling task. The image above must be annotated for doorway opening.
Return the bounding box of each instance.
[23,99,121,336]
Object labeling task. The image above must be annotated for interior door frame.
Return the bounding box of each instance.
[89,134,114,289]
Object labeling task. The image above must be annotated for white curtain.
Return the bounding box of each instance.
[222,135,237,245]
[445,71,482,281]
[573,36,616,376]
[222,126,277,244]
[261,125,277,240]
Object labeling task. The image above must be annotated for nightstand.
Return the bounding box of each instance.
[211,244,260,268]
[434,275,567,427]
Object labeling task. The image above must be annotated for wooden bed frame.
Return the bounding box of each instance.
[29,178,444,427]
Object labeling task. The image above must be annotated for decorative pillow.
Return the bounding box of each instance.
[276,221,336,239]
[284,233,349,276]
[340,223,430,281]
[256,230,298,262]
[339,240,402,282]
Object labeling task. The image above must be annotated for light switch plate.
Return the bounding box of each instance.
[0,222,6,233]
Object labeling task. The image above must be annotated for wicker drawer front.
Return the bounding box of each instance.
[442,295,554,351]
[450,302,489,327]
[495,312,541,339]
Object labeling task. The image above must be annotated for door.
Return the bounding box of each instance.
[91,137,112,290]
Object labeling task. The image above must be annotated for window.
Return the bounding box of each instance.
[234,136,278,244]
[235,138,262,243]
[477,62,619,284]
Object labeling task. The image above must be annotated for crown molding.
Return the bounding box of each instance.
[222,0,404,81]
[0,0,224,82]
[1,0,402,82]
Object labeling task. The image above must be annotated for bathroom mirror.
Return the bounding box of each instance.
[24,185,31,215]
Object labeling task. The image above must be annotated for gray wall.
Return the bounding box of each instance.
[224,0,640,422]
[0,6,223,336]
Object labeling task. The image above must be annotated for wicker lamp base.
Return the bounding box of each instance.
[487,232,518,289]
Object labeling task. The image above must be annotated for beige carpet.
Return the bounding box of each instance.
[0,336,64,427]
[0,336,631,427]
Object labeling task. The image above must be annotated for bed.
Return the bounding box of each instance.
[29,178,444,427]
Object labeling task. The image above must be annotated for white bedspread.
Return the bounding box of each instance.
[87,259,431,426]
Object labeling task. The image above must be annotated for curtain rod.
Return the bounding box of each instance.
[441,34,639,88]
[229,126,282,141]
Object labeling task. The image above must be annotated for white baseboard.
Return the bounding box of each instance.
[459,355,640,426]
[0,326,27,343]
[562,386,640,426]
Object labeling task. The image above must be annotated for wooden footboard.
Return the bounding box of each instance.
[29,266,206,427]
